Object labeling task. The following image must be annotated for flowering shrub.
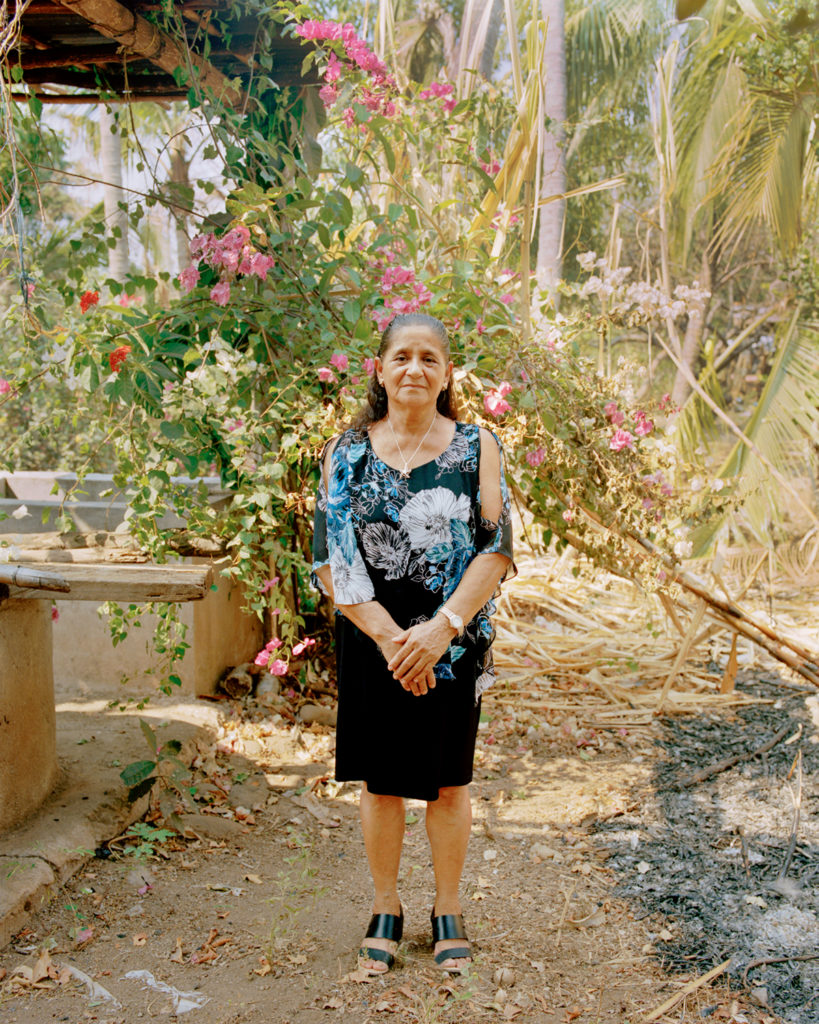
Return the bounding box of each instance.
[0,1,730,684]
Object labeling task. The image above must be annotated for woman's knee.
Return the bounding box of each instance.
[433,785,470,809]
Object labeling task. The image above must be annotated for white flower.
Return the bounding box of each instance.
[10,504,30,520]
[330,546,374,604]
[711,478,725,492]
[399,487,470,549]
[577,251,597,271]
[673,539,693,559]
[361,522,411,580]
[435,431,469,473]
[690,477,703,492]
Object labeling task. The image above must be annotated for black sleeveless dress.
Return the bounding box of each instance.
[312,421,513,801]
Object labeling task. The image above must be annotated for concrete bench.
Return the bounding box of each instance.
[0,562,213,833]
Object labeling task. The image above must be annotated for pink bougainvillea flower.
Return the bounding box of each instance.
[249,252,275,280]
[479,159,501,175]
[476,318,485,335]
[496,381,513,397]
[268,658,289,677]
[324,51,342,83]
[499,293,514,305]
[642,497,654,510]
[80,289,99,313]
[659,392,671,409]
[51,605,60,622]
[253,651,270,667]
[265,637,283,651]
[26,281,35,298]
[562,508,574,523]
[222,225,251,252]
[363,357,375,376]
[443,98,457,114]
[330,352,349,372]
[604,401,625,426]
[190,233,216,261]
[0,379,11,395]
[526,447,546,468]
[484,390,511,417]
[210,281,231,306]
[634,415,654,437]
[319,83,338,107]
[260,577,280,594]
[292,637,316,657]
[609,428,635,452]
[343,106,356,128]
[520,369,530,382]
[108,345,131,373]
[317,367,336,383]
[178,266,200,293]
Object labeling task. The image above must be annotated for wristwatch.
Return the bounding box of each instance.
[439,605,464,636]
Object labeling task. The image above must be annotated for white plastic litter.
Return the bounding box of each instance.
[67,966,122,1008]
[124,970,209,1014]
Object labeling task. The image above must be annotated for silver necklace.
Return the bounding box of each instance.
[387,413,438,478]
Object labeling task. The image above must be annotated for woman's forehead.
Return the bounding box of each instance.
[384,325,447,354]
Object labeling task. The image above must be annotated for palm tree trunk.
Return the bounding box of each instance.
[671,253,712,407]
[100,108,129,282]
[536,0,567,297]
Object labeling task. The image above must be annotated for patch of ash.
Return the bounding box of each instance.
[593,674,819,1024]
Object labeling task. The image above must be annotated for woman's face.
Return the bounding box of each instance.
[376,326,452,413]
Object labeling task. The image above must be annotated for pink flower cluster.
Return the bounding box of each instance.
[0,378,11,395]
[296,19,396,120]
[642,471,674,497]
[479,157,501,175]
[254,636,287,675]
[418,80,457,115]
[526,446,546,468]
[318,354,375,384]
[605,401,654,450]
[368,262,432,332]
[484,381,513,418]
[179,224,275,307]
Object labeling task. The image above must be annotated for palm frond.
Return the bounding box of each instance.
[691,312,819,552]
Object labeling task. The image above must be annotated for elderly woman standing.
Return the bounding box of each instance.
[312,312,513,975]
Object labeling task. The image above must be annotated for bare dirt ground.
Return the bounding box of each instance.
[1,668,815,1024]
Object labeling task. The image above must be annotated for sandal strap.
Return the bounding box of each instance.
[434,946,472,965]
[430,912,467,943]
[364,911,404,942]
[359,945,396,967]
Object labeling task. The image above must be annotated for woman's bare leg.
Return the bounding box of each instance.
[425,784,473,968]
[358,783,405,971]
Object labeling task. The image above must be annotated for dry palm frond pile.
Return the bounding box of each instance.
[489,550,818,728]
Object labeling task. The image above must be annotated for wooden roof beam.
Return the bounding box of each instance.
[53,0,244,106]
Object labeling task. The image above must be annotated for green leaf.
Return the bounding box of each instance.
[160,421,185,440]
[343,299,360,324]
[119,759,157,787]
[387,203,403,223]
[139,718,158,755]
[127,777,157,804]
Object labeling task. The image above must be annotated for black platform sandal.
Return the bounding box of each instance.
[357,907,404,975]
[430,909,473,974]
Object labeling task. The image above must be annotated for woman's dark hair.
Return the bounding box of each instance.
[350,313,460,429]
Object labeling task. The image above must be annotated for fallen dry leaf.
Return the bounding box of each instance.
[374,998,401,1012]
[244,873,263,885]
[324,996,343,1009]
[132,932,148,946]
[342,968,378,984]
[288,954,308,965]
[253,957,273,977]
[169,938,186,964]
